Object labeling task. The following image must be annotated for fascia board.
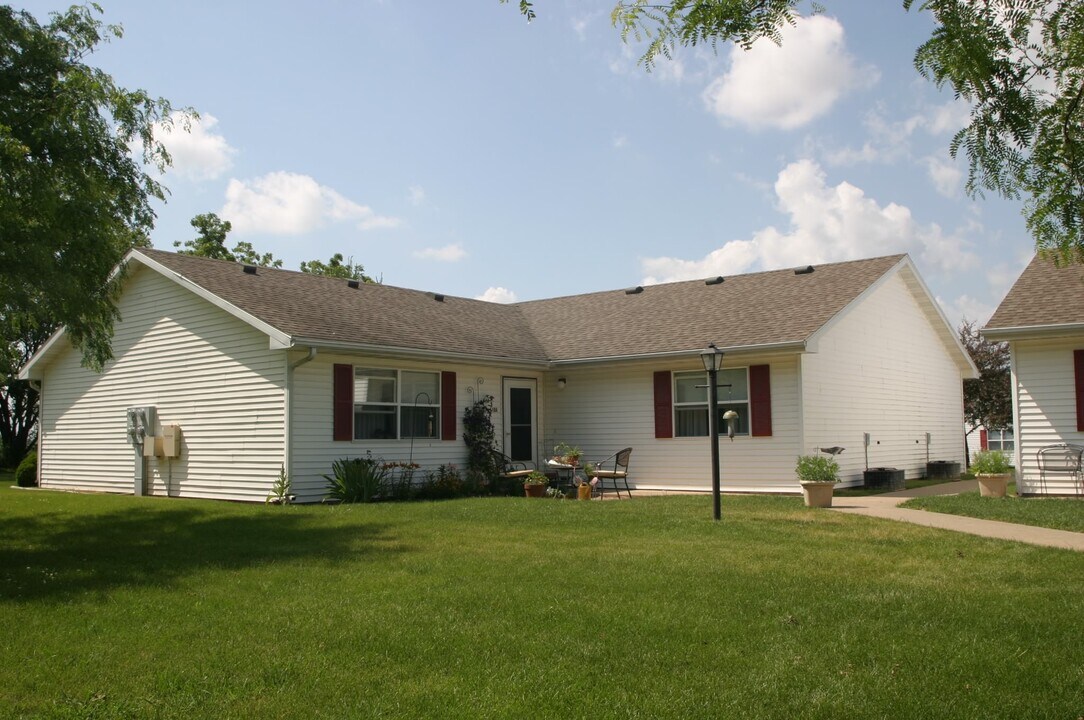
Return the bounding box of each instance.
[983,323,1084,341]
[289,337,551,369]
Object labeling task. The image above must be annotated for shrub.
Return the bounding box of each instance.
[382,461,420,501]
[15,450,37,488]
[324,454,388,503]
[971,450,1013,475]
[795,454,839,483]
[462,395,500,488]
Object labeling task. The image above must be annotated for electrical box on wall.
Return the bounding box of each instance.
[142,424,183,458]
[161,425,182,457]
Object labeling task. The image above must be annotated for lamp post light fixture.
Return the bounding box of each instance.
[700,342,725,521]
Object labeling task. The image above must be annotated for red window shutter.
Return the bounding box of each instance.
[749,364,772,437]
[653,371,673,439]
[1076,350,1084,431]
[333,364,354,441]
[979,428,988,451]
[441,371,456,441]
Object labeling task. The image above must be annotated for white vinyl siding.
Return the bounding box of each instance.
[288,354,544,502]
[1009,336,1084,494]
[543,356,801,493]
[800,270,967,485]
[37,265,286,501]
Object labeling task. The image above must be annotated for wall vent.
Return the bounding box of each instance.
[794,265,815,275]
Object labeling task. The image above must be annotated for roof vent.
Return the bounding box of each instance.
[794,265,815,275]
[242,265,257,275]
[704,276,725,286]
[625,286,644,295]
[347,280,360,289]
[433,293,445,302]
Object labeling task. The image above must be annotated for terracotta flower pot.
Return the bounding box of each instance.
[524,483,546,498]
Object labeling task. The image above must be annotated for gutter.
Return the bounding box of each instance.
[550,340,809,367]
[288,337,552,369]
[983,322,1084,341]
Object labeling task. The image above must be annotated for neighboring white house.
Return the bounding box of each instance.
[984,254,1084,495]
[20,249,976,502]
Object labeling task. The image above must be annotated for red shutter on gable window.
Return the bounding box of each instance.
[1075,350,1084,431]
[333,364,354,441]
[441,371,456,441]
[979,428,988,451]
[749,364,772,437]
[653,371,673,439]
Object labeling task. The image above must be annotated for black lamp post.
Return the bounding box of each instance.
[700,342,725,521]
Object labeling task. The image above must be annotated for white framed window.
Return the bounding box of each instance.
[353,368,440,440]
[673,369,750,437]
[987,428,1014,453]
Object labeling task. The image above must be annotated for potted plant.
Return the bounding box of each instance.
[796,454,840,508]
[553,442,583,467]
[523,470,548,498]
[971,450,1012,498]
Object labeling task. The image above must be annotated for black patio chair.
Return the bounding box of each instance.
[591,447,633,499]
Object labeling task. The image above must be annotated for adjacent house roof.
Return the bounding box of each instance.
[22,248,974,375]
[985,254,1084,339]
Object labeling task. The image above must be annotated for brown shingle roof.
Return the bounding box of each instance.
[986,255,1084,332]
[519,255,906,360]
[138,249,906,363]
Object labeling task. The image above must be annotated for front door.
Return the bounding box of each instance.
[503,378,537,466]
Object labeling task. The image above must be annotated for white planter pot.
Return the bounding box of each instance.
[977,473,1010,498]
[801,481,835,508]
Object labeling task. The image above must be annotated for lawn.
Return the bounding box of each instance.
[1,487,1081,719]
[901,484,1084,533]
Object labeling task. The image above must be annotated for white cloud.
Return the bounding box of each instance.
[924,155,963,197]
[154,112,236,181]
[413,243,466,262]
[701,16,878,130]
[641,159,979,284]
[221,171,400,235]
[476,286,517,304]
[938,294,996,328]
[926,99,971,135]
[612,134,629,149]
[408,185,426,206]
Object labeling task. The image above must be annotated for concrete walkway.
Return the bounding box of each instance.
[830,479,1084,551]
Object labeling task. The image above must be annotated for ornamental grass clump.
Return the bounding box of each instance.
[324,455,388,503]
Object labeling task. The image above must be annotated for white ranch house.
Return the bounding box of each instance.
[21,249,976,502]
[985,254,1084,495]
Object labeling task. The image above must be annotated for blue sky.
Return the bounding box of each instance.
[24,1,1035,325]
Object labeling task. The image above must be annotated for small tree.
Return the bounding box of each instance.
[462,395,500,487]
[959,320,1012,462]
[300,253,373,282]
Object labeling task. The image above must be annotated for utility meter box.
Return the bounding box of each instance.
[143,424,183,458]
[161,425,182,458]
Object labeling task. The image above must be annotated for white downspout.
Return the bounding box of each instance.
[284,347,318,492]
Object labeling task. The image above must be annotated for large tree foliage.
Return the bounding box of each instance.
[174,213,282,267]
[300,253,374,282]
[959,319,1012,434]
[0,311,53,466]
[507,1,1084,261]
[0,4,184,369]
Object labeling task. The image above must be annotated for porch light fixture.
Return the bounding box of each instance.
[557,378,566,389]
[700,342,725,521]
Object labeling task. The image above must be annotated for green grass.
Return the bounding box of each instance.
[902,484,1084,533]
[2,488,1082,719]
